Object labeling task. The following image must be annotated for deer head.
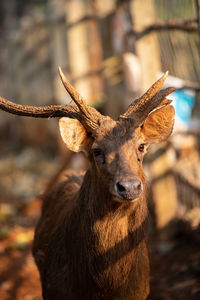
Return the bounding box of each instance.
[0,69,175,202]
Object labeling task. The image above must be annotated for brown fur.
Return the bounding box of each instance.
[33,106,174,300]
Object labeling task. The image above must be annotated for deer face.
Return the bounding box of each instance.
[90,118,146,202]
[59,103,174,202]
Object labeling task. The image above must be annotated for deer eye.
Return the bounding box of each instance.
[91,148,105,165]
[92,148,102,156]
[138,144,145,152]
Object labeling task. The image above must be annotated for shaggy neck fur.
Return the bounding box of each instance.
[63,166,149,299]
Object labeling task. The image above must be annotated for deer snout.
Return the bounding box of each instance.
[115,180,143,200]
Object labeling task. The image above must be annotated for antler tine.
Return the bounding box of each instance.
[58,67,102,132]
[121,71,169,119]
[58,67,89,115]
[0,96,80,119]
[128,87,175,127]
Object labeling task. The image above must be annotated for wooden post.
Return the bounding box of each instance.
[128,0,179,229]
[64,0,104,106]
[48,0,70,104]
[150,145,178,229]
[129,0,161,91]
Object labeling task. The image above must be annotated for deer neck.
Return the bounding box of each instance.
[76,167,148,291]
[79,167,148,231]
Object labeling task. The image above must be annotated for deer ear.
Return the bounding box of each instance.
[59,117,91,152]
[140,105,175,143]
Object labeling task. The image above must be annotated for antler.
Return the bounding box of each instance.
[120,71,175,126]
[0,68,103,133]
[58,67,102,132]
[0,96,80,118]
[0,69,175,132]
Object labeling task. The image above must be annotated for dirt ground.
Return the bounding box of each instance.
[149,234,200,300]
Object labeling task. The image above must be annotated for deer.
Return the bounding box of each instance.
[0,68,175,300]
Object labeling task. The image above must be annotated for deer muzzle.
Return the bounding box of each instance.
[114,179,143,201]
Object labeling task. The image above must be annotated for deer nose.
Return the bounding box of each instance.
[115,180,142,200]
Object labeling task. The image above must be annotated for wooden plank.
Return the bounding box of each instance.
[150,146,178,229]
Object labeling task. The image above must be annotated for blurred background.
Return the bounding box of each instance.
[0,0,200,299]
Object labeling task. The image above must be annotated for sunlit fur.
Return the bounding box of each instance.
[33,106,174,300]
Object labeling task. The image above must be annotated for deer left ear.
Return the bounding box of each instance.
[59,117,92,152]
[140,105,175,143]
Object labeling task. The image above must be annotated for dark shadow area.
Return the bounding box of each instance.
[148,222,200,300]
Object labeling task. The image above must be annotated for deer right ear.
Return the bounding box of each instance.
[140,105,175,144]
[59,117,91,152]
